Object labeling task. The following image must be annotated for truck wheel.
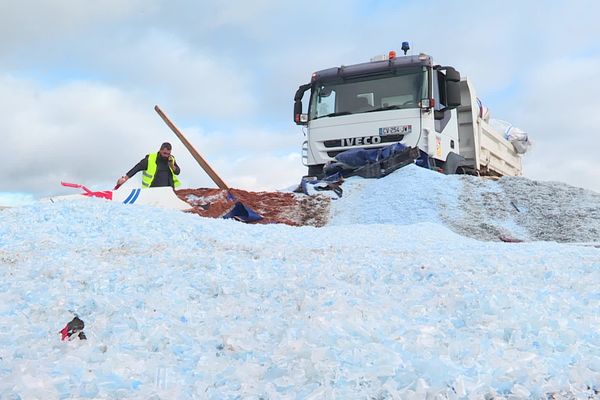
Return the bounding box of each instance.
[456,166,478,176]
[307,164,324,178]
[443,152,469,175]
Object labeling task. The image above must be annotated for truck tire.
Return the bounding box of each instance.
[307,164,325,178]
[443,152,471,175]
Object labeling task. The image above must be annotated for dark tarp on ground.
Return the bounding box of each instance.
[223,201,263,223]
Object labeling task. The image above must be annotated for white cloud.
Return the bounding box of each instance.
[89,31,258,119]
[179,152,305,192]
[178,125,302,156]
[0,0,148,57]
[226,153,304,191]
[206,0,284,31]
[514,56,600,193]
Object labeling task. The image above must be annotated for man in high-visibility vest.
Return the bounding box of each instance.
[117,142,181,189]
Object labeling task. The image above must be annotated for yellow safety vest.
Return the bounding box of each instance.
[141,152,181,188]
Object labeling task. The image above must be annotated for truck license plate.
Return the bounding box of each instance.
[379,125,411,135]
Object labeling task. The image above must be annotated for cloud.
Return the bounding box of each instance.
[178,125,302,157]
[0,0,147,59]
[514,56,600,193]
[179,152,305,192]
[227,153,305,191]
[86,31,259,119]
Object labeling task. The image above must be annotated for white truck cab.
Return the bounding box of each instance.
[294,47,522,177]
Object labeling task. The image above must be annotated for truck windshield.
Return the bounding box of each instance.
[310,68,427,120]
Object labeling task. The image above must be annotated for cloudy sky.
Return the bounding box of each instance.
[1,0,599,205]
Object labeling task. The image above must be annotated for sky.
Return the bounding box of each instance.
[1,0,599,205]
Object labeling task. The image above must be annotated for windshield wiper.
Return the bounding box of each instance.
[315,111,353,119]
[365,105,403,113]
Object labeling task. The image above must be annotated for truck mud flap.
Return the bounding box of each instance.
[352,146,420,179]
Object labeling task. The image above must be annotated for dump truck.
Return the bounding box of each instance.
[294,45,525,177]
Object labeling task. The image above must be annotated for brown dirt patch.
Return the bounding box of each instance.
[176,188,330,227]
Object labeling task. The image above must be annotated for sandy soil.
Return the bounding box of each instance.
[176,188,331,227]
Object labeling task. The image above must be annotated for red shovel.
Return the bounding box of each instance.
[61,182,113,200]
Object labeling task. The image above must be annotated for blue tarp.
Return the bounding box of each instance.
[223,201,263,223]
[302,142,419,196]
[335,142,408,168]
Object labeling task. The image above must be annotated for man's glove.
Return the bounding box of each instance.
[117,175,129,186]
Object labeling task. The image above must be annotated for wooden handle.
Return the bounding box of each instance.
[154,105,229,190]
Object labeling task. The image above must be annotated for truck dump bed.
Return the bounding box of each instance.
[458,79,522,176]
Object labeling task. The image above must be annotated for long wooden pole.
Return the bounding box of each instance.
[154,105,230,190]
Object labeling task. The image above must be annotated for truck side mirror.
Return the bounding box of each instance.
[294,101,308,125]
[294,111,308,125]
[444,67,460,82]
[294,84,311,125]
[444,66,461,108]
[437,67,461,109]
[446,81,461,108]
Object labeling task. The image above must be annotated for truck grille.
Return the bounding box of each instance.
[323,134,404,148]
[326,149,358,157]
